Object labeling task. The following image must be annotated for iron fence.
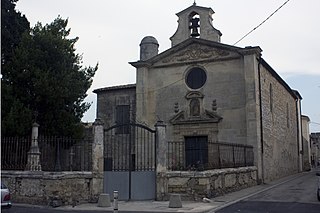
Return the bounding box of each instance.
[38,136,93,172]
[168,141,254,171]
[1,136,93,171]
[104,123,156,172]
[1,137,30,170]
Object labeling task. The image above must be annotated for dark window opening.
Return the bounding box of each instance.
[185,136,208,170]
[287,102,290,128]
[186,67,207,89]
[269,83,273,112]
[116,105,130,134]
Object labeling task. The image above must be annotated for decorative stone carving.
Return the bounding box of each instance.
[174,102,179,113]
[212,99,217,112]
[170,111,185,124]
[162,44,230,63]
[170,110,222,125]
[185,91,204,100]
[170,91,222,124]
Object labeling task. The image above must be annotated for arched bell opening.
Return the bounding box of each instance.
[189,12,200,38]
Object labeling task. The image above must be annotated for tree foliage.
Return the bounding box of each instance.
[1,2,98,137]
[1,0,31,136]
[1,0,30,64]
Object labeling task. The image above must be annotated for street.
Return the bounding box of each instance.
[216,170,320,213]
[3,171,320,213]
[2,206,112,213]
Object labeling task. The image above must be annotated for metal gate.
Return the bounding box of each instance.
[103,123,156,200]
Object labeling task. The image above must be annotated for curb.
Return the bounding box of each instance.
[209,171,310,212]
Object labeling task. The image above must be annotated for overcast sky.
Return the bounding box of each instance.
[16,0,320,132]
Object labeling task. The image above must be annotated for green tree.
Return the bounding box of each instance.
[2,16,98,137]
[1,0,30,64]
[1,0,31,136]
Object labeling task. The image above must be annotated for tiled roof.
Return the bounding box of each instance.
[93,83,136,93]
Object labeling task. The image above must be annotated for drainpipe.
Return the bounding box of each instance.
[257,56,264,184]
[296,97,303,172]
[300,101,304,171]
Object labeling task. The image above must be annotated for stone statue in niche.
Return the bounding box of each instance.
[190,99,200,116]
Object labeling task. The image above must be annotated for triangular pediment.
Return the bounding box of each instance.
[130,38,262,68]
[151,38,242,67]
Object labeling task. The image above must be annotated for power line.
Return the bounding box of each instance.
[233,0,291,46]
[310,122,320,126]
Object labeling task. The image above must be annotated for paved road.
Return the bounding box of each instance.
[4,171,320,213]
[2,206,112,213]
[216,171,320,213]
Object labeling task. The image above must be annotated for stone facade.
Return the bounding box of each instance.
[311,132,320,167]
[301,115,311,171]
[94,3,305,198]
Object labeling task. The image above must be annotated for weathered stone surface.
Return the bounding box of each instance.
[260,65,299,182]
[97,193,111,207]
[238,173,249,185]
[168,177,189,186]
[1,171,93,205]
[224,174,237,188]
[164,167,257,200]
[198,178,209,185]
[169,194,182,208]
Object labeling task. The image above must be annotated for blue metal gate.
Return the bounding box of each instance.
[103,123,156,200]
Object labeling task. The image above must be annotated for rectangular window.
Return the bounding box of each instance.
[286,102,290,128]
[115,105,130,134]
[185,136,208,170]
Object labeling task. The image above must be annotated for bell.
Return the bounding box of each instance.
[190,27,200,37]
[189,17,200,37]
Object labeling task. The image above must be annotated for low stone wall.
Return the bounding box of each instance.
[1,171,95,206]
[157,166,258,201]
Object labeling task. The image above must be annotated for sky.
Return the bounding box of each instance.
[16,0,320,132]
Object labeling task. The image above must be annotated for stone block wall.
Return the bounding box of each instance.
[1,171,94,206]
[157,166,257,201]
[259,63,299,182]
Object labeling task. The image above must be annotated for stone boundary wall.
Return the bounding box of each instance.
[157,166,257,200]
[1,171,94,206]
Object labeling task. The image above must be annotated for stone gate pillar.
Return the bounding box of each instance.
[91,118,104,202]
[155,120,168,200]
[26,122,42,171]
[155,121,167,172]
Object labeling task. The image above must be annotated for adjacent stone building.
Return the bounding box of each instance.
[311,132,320,167]
[301,115,311,171]
[94,3,305,185]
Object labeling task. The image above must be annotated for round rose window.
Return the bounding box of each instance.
[185,67,207,89]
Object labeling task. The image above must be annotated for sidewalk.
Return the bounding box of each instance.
[16,171,312,212]
[58,172,311,212]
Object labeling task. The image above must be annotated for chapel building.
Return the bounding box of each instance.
[94,3,304,184]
